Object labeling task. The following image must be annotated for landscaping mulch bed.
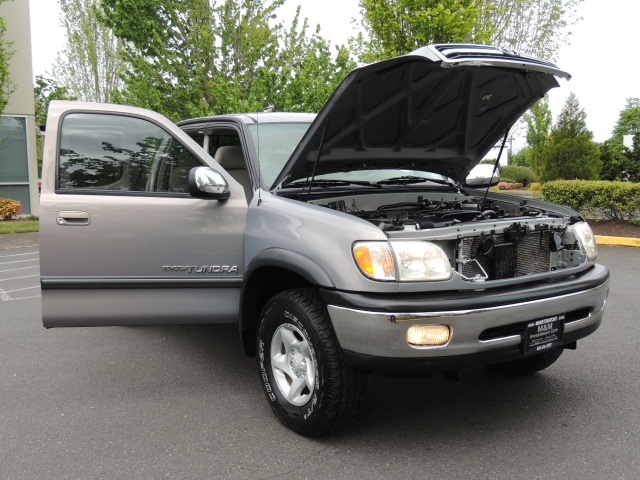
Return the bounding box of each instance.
[587,219,640,238]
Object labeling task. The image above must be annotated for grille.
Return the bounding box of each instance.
[459,231,551,280]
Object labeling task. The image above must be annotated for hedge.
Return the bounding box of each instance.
[0,197,22,220]
[540,180,640,221]
[500,165,536,187]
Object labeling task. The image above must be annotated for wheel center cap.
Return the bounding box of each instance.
[289,348,306,376]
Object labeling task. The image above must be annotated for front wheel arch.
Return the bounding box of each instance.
[240,266,319,356]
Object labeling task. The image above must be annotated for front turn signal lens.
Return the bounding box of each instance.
[353,242,396,281]
[407,324,451,346]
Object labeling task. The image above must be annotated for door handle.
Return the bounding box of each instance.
[57,211,91,226]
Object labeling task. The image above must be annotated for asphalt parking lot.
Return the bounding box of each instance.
[1,244,639,480]
[0,247,40,302]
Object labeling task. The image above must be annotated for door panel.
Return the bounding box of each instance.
[41,102,247,327]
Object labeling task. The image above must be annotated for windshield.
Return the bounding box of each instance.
[248,123,310,187]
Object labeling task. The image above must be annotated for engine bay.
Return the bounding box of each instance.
[319,195,560,232]
[310,191,588,282]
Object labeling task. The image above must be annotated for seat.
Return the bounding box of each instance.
[214,146,253,203]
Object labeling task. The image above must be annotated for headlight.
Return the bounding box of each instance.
[390,241,452,281]
[353,241,452,282]
[573,221,598,263]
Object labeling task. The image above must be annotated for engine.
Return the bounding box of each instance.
[324,196,552,232]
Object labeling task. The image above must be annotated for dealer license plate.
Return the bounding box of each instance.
[523,314,565,355]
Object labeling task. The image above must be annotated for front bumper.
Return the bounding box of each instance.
[324,265,609,373]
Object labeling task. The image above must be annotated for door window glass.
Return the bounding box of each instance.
[58,113,202,193]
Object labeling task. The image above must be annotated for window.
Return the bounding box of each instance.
[0,115,32,212]
[0,116,29,183]
[247,123,309,187]
[58,113,202,194]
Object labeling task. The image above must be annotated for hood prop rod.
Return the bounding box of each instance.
[302,119,330,202]
[482,128,510,209]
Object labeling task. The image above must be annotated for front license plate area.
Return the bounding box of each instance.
[523,314,565,355]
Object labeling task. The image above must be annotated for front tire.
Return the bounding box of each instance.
[487,348,564,376]
[257,288,368,436]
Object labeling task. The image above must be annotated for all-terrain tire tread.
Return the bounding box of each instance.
[260,288,368,436]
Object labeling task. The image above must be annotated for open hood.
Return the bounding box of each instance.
[271,44,569,189]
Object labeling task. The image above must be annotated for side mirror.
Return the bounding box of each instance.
[188,167,230,200]
[464,164,500,187]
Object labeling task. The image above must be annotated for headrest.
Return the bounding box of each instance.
[215,146,245,170]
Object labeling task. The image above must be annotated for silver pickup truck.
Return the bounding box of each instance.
[40,44,609,436]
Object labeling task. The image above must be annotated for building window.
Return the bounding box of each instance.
[0,115,31,212]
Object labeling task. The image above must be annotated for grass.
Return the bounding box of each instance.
[0,218,39,234]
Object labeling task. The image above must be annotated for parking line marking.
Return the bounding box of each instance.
[0,275,39,282]
[0,259,39,266]
[5,295,41,301]
[0,289,41,301]
[0,266,39,273]
[0,252,39,259]
[2,285,40,294]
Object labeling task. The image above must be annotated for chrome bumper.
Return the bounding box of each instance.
[328,279,609,359]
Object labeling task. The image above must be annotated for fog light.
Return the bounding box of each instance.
[407,324,451,346]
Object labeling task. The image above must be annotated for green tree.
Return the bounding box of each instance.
[100,0,352,121]
[524,96,552,177]
[354,0,583,63]
[34,76,75,173]
[0,0,15,113]
[601,135,640,183]
[611,97,640,140]
[598,138,625,181]
[354,0,494,63]
[624,133,640,182]
[510,146,532,168]
[53,0,124,102]
[601,99,640,181]
[482,0,583,60]
[539,93,601,181]
[266,10,355,112]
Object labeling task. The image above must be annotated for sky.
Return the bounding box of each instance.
[28,0,639,144]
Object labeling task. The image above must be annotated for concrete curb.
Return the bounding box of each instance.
[594,235,640,248]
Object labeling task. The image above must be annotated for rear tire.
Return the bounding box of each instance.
[487,348,564,376]
[257,288,368,436]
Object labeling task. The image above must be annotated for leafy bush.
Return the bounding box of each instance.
[500,165,536,186]
[529,182,542,198]
[0,197,22,220]
[540,180,640,220]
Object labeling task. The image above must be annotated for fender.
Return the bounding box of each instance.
[239,248,336,356]
[244,248,335,288]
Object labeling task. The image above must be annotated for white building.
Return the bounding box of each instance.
[0,0,39,215]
